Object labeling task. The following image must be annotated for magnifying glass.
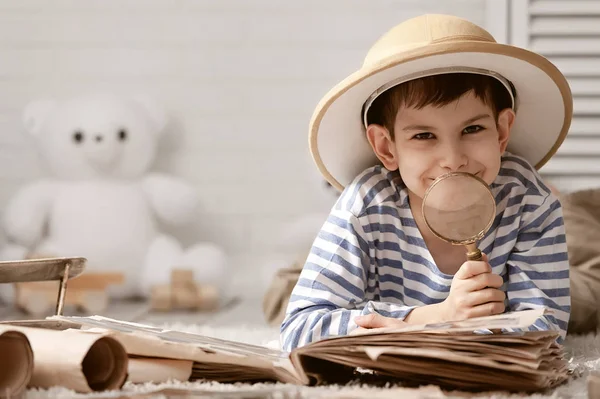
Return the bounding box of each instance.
[421,172,496,261]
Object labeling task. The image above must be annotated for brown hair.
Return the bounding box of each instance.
[365,73,516,139]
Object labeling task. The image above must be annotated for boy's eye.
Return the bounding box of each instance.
[412,132,435,140]
[463,125,484,134]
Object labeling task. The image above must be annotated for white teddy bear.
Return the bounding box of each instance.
[1,93,227,298]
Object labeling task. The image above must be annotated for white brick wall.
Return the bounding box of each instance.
[0,0,487,294]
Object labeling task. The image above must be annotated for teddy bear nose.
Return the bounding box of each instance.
[95,135,103,142]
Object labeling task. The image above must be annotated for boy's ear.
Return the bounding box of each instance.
[497,108,515,153]
[366,124,398,170]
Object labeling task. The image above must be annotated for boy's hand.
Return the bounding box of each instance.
[439,254,505,321]
[354,313,408,330]
[354,254,505,329]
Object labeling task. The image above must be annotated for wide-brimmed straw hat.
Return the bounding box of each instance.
[309,14,573,191]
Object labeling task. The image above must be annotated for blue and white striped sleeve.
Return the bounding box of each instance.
[279,209,415,352]
[506,191,571,341]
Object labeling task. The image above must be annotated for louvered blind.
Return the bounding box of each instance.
[509,0,600,192]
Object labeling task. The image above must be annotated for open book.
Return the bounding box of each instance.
[47,308,570,393]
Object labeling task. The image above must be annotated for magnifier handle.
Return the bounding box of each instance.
[465,243,482,261]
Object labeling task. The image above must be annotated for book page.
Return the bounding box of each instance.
[589,371,600,399]
[128,357,193,383]
[349,308,549,337]
[50,315,286,359]
[49,315,304,385]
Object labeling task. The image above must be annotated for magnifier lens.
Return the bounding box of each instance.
[422,173,495,245]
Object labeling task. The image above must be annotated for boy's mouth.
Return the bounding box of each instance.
[428,170,482,181]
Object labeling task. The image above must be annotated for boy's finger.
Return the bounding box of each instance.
[465,301,506,319]
[349,327,369,336]
[464,272,504,291]
[455,257,492,280]
[464,287,506,307]
[354,313,386,328]
[354,313,405,329]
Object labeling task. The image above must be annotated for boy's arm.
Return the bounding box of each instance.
[505,191,570,341]
[279,209,418,352]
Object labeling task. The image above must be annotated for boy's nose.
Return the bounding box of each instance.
[439,148,468,171]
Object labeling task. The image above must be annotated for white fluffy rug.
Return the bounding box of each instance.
[25,324,600,399]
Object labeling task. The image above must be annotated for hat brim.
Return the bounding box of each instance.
[309,41,573,191]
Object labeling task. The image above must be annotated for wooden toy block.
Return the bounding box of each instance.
[150,268,219,312]
[14,272,124,316]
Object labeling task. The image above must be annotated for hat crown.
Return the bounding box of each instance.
[364,14,496,67]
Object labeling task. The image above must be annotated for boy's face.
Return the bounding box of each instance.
[366,91,515,200]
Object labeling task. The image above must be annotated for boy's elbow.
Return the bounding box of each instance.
[280,321,310,352]
[280,307,332,351]
[279,310,311,352]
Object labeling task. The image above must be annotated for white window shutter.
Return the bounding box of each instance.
[508,0,600,192]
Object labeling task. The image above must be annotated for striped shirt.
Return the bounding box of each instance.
[280,153,570,351]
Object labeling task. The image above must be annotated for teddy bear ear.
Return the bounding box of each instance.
[132,96,168,134]
[22,99,57,136]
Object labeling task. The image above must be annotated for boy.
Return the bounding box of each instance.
[280,14,572,351]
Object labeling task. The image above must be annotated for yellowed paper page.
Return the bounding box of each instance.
[589,371,600,399]
[349,308,549,337]
[128,357,192,383]
[49,316,302,384]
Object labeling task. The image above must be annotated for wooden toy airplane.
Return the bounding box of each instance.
[0,257,86,316]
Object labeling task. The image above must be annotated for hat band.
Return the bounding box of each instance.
[361,66,516,129]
